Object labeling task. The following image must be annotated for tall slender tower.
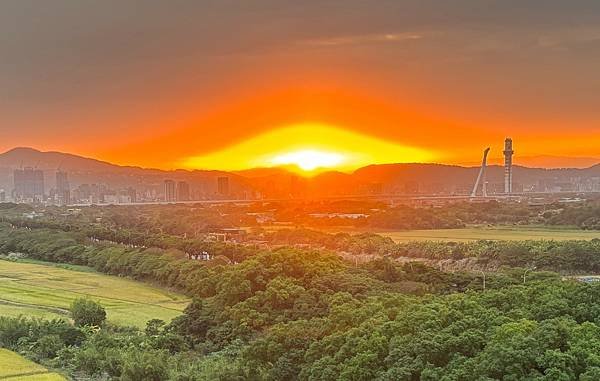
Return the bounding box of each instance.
[503,138,514,194]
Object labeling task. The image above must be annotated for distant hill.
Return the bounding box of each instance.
[0,148,250,196]
[351,162,600,194]
[0,147,599,197]
[459,155,600,169]
[0,147,127,173]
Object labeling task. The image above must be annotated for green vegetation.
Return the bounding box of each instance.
[375,225,600,242]
[3,199,599,248]
[0,348,65,380]
[0,260,189,328]
[545,201,600,230]
[0,247,598,380]
[262,228,600,273]
[70,298,106,327]
[0,200,600,379]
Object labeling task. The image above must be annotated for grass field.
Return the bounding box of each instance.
[0,348,65,380]
[0,260,189,328]
[375,226,600,243]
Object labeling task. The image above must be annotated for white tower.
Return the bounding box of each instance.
[503,138,514,194]
[471,147,490,198]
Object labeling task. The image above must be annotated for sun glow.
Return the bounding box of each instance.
[269,149,345,171]
[181,123,435,174]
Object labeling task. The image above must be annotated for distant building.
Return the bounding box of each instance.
[177,181,190,201]
[0,189,5,203]
[217,177,229,196]
[56,171,70,205]
[103,194,120,205]
[164,180,176,202]
[503,138,514,194]
[13,168,44,202]
[126,187,137,203]
[403,182,418,195]
[72,183,104,204]
[103,193,133,204]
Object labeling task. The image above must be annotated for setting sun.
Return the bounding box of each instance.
[269,149,345,171]
[181,123,435,174]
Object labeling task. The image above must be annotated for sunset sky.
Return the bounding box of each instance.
[1,1,599,172]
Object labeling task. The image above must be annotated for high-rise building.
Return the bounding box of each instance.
[503,138,514,194]
[177,181,190,201]
[13,168,44,202]
[164,180,176,202]
[126,187,137,203]
[217,177,229,196]
[56,171,70,205]
[0,189,5,203]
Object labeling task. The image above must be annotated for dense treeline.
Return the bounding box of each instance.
[0,314,222,380]
[7,198,599,238]
[259,199,600,229]
[545,201,600,230]
[6,216,257,263]
[3,267,600,379]
[7,223,600,380]
[263,228,600,274]
[240,280,600,380]
[0,224,498,297]
[6,209,600,274]
[2,201,600,379]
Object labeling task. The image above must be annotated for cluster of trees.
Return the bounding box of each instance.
[261,228,600,274]
[545,201,600,230]
[390,239,600,272]
[0,300,207,380]
[3,198,600,241]
[2,200,599,265]
[6,216,256,263]
[6,209,600,275]
[237,280,600,380]
[0,224,497,298]
[361,200,600,230]
[2,202,600,379]
[7,203,257,237]
[268,200,543,229]
[7,223,599,380]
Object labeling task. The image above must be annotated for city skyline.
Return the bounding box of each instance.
[1,141,599,207]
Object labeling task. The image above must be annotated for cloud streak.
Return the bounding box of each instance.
[299,32,422,47]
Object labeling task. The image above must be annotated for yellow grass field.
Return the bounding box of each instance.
[0,260,190,328]
[375,226,600,243]
[0,348,65,380]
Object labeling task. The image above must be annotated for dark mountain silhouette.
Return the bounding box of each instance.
[0,147,126,172]
[0,148,251,196]
[459,155,600,169]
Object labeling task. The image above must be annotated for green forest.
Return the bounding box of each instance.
[3,198,600,238]
[0,219,599,379]
[0,201,599,380]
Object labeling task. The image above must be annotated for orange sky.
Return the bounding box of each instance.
[95,81,600,170]
[1,1,600,171]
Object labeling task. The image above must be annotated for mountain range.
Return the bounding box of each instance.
[0,147,599,198]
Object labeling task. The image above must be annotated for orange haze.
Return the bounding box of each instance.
[94,84,600,171]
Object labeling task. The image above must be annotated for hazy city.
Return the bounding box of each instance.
[3,137,600,207]
[1,1,600,380]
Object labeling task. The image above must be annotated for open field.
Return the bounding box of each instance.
[0,260,190,328]
[375,226,600,243]
[0,348,65,380]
